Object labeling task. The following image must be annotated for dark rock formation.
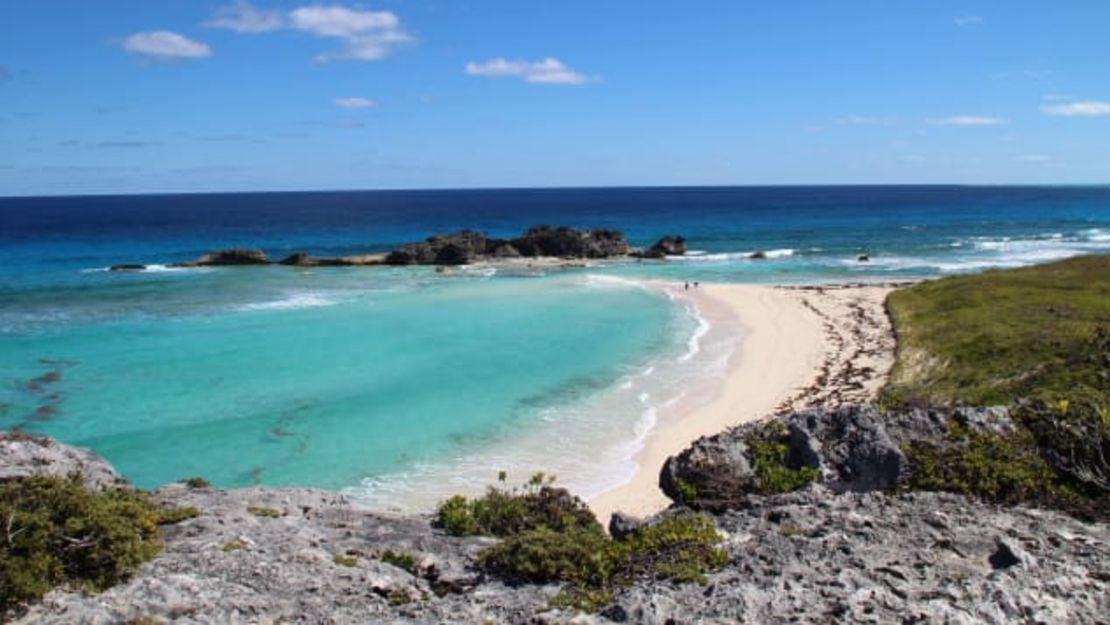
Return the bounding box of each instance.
[749,251,767,260]
[636,236,687,259]
[277,252,311,266]
[660,405,1009,510]
[858,254,870,262]
[509,225,631,259]
[174,248,270,267]
[383,226,633,266]
[109,264,146,272]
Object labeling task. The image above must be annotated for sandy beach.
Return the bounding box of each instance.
[589,282,897,523]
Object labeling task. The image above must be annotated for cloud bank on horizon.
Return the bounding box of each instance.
[1,0,1108,194]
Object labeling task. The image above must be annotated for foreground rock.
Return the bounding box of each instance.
[6,431,1108,624]
[660,404,1008,511]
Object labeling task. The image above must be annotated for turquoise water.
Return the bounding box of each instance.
[1,270,687,499]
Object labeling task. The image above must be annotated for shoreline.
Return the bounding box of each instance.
[588,281,896,523]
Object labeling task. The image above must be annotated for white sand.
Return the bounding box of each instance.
[588,283,894,524]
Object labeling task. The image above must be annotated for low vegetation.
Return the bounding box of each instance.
[247,506,281,518]
[435,474,728,612]
[0,475,171,615]
[884,255,1110,517]
[179,477,210,489]
[333,554,358,567]
[884,254,1110,407]
[379,550,417,574]
[749,422,821,494]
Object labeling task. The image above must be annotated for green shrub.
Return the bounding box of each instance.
[903,420,1068,505]
[222,540,245,552]
[380,550,417,574]
[0,475,164,615]
[247,506,281,518]
[750,423,820,494]
[433,474,599,537]
[333,554,358,567]
[673,478,698,503]
[478,524,612,586]
[179,477,210,489]
[477,512,727,612]
[157,506,199,525]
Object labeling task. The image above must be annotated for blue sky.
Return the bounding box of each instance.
[1,1,1109,195]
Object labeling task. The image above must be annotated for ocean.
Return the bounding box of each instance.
[2,186,1108,510]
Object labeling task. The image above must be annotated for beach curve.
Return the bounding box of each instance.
[589,281,897,524]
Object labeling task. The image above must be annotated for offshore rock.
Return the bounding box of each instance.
[510,225,631,259]
[174,248,270,267]
[636,235,687,259]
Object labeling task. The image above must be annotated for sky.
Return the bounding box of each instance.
[1,1,1109,195]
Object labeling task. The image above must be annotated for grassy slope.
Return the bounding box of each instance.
[884,254,1110,406]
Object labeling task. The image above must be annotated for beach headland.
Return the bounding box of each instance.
[589,281,899,523]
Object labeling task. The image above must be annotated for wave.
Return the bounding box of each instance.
[669,248,796,262]
[81,264,209,275]
[235,292,338,312]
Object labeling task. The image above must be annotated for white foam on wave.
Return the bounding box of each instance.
[236,292,337,312]
[82,264,211,275]
[668,248,796,262]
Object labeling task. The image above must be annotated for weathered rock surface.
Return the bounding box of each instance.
[6,428,1108,624]
[0,431,126,490]
[660,405,1011,511]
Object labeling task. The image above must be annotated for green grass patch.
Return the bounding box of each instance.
[246,506,281,518]
[333,554,358,567]
[884,254,1110,407]
[222,540,245,553]
[0,475,164,615]
[380,550,417,574]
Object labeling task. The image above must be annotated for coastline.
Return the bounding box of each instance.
[589,282,896,523]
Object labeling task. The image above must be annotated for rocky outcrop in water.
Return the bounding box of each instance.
[173,248,270,267]
[635,236,687,259]
[6,417,1108,624]
[383,226,634,266]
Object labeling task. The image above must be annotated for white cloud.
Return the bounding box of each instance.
[123,31,212,59]
[954,15,984,27]
[1040,100,1110,117]
[928,115,1008,126]
[206,1,285,33]
[289,5,412,62]
[335,97,376,108]
[465,58,597,85]
[1041,93,1073,102]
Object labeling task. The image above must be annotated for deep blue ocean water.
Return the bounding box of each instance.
[1,186,1108,509]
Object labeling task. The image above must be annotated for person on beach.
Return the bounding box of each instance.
[684,281,690,290]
